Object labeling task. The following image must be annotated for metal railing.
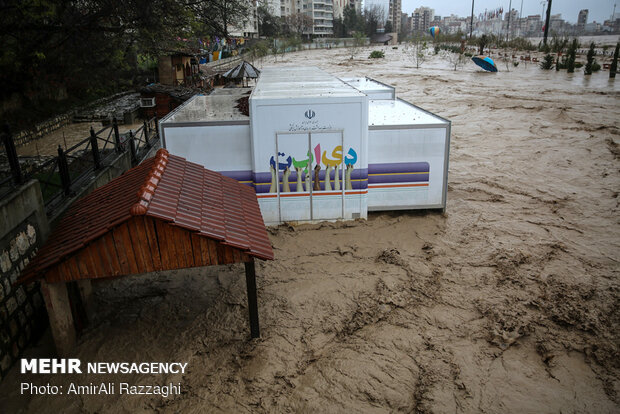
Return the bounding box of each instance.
[0,117,159,213]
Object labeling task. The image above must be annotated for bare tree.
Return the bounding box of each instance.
[193,0,251,39]
[363,4,386,36]
[284,13,313,37]
[349,32,366,60]
[407,35,427,69]
[443,50,466,71]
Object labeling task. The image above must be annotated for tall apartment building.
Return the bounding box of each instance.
[279,0,333,36]
[230,1,259,37]
[280,0,294,16]
[388,0,402,32]
[304,0,334,36]
[412,6,434,33]
[577,9,588,30]
[525,14,542,33]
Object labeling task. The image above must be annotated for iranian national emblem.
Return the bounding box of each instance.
[304,109,315,119]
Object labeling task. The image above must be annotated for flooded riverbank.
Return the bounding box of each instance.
[1,46,618,413]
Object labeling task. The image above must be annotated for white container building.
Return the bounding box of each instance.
[160,66,450,225]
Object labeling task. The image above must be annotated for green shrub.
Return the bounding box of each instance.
[540,54,554,70]
[506,37,537,51]
[566,39,579,73]
[584,42,597,75]
[369,50,385,58]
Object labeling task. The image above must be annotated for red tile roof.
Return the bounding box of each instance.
[19,149,273,283]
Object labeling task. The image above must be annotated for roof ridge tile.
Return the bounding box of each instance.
[130,148,170,215]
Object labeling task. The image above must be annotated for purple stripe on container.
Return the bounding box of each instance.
[368,174,429,184]
[368,162,430,174]
[220,170,253,181]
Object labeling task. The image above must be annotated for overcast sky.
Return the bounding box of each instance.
[400,0,618,24]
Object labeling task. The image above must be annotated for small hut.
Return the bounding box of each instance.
[17,149,274,355]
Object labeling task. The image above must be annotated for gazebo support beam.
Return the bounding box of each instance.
[77,279,94,321]
[40,280,76,356]
[244,260,260,338]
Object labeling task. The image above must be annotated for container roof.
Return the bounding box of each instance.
[18,149,273,284]
[369,99,448,127]
[251,67,366,100]
[162,88,251,123]
[340,77,394,95]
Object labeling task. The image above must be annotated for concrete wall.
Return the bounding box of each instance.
[0,180,50,381]
[158,56,174,86]
[12,113,74,147]
[0,143,157,380]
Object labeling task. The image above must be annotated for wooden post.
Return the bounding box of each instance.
[143,120,151,148]
[244,260,260,338]
[113,117,122,152]
[77,279,94,322]
[40,280,76,356]
[128,130,137,164]
[89,127,102,170]
[57,145,72,196]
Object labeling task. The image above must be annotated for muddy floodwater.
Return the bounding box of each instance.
[1,45,619,413]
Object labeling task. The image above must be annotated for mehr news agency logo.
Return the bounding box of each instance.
[19,359,187,397]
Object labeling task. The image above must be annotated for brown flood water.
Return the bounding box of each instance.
[1,46,619,413]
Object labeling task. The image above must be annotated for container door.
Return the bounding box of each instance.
[310,131,344,220]
[276,133,312,222]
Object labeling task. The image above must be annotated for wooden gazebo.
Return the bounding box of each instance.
[17,149,274,355]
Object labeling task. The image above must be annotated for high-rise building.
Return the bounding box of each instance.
[388,0,402,32]
[412,6,434,33]
[307,0,334,36]
[577,9,588,30]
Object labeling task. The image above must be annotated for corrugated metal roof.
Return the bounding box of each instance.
[19,149,273,283]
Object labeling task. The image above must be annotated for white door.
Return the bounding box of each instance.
[276,132,312,222]
[310,131,344,220]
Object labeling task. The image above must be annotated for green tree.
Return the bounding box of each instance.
[478,34,488,55]
[343,5,363,35]
[333,17,346,38]
[247,39,270,66]
[349,32,366,60]
[584,42,596,75]
[257,4,281,37]
[0,0,193,127]
[193,0,251,39]
[540,53,554,70]
[566,39,579,73]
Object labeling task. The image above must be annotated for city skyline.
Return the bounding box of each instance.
[398,0,617,24]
